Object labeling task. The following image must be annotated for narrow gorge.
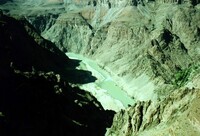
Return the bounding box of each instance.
[0,0,200,135]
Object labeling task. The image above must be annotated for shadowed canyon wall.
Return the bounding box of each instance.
[0,0,200,135]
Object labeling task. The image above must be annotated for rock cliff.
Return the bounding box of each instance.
[1,0,200,135]
[0,12,114,136]
[16,0,199,101]
[106,87,200,135]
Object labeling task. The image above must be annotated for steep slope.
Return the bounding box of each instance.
[0,13,114,136]
[1,1,200,135]
[106,87,200,136]
[12,0,199,101]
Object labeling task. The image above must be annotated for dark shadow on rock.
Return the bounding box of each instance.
[0,68,115,136]
[0,13,115,136]
[63,58,97,84]
[0,14,97,85]
[66,69,97,84]
[0,0,12,5]
[66,58,81,69]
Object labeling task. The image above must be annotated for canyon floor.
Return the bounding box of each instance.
[0,0,200,136]
[66,52,135,112]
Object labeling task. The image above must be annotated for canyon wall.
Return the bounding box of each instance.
[2,0,199,101]
[1,0,200,135]
[0,13,114,136]
[26,1,200,101]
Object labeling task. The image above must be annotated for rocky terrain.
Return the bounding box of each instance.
[0,0,200,135]
[3,0,199,101]
[106,88,200,135]
[0,12,114,136]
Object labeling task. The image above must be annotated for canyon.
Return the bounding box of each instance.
[0,0,200,135]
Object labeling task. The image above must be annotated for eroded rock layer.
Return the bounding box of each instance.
[0,13,114,136]
[1,0,200,135]
[21,1,200,101]
[106,87,200,135]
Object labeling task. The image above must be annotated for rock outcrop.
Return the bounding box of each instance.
[106,87,200,135]
[0,13,114,136]
[14,0,199,101]
[1,0,200,135]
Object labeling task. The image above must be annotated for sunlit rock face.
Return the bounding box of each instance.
[14,0,64,4]
[106,88,200,136]
[8,0,200,6]
[35,1,200,101]
[2,0,199,101]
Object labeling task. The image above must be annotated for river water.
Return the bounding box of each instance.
[66,52,135,112]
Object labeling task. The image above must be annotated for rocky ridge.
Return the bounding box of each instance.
[106,87,200,135]
[0,12,114,136]
[20,0,200,101]
[1,0,200,135]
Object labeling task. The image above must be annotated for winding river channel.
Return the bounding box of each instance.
[66,52,135,112]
